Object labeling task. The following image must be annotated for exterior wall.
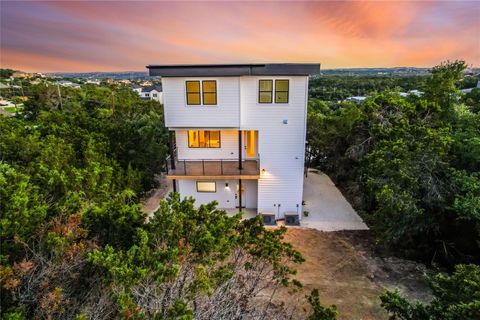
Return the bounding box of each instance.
[166,75,308,219]
[178,179,257,209]
[176,129,239,160]
[162,77,240,128]
[240,76,308,218]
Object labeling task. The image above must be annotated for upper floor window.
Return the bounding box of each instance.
[145,93,150,97]
[259,80,273,103]
[188,130,221,148]
[186,80,217,105]
[258,79,289,104]
[153,93,157,97]
[275,80,289,103]
[202,81,217,105]
[186,81,201,105]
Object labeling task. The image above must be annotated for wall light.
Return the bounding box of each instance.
[225,182,229,189]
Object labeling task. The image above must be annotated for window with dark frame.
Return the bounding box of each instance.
[258,80,273,103]
[188,130,221,148]
[275,80,289,103]
[202,80,217,105]
[196,181,216,193]
[186,81,201,105]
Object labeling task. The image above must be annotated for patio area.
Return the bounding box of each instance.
[301,169,369,231]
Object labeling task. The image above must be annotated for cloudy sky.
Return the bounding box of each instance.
[1,0,479,72]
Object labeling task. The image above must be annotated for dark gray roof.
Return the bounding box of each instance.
[142,85,162,92]
[147,63,320,77]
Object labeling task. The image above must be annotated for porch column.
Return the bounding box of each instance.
[238,178,242,213]
[169,131,177,193]
[238,130,243,170]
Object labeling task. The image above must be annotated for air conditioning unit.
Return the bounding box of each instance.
[285,212,300,226]
[261,211,276,226]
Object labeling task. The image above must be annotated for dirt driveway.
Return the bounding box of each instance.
[278,228,431,320]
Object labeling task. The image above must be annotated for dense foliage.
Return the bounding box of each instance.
[0,81,332,319]
[309,75,429,101]
[380,264,480,319]
[307,61,480,266]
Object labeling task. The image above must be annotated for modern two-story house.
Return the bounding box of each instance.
[147,64,320,224]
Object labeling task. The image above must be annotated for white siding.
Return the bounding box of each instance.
[176,130,239,160]
[240,76,308,218]
[163,77,240,128]
[178,179,257,209]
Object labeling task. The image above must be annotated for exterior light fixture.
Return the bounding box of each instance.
[225,182,229,188]
[262,168,266,174]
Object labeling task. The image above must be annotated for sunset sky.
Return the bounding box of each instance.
[1,0,479,72]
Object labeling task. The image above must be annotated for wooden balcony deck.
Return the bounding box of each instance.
[166,159,260,180]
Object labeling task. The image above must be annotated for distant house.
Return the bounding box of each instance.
[58,80,81,88]
[345,96,367,103]
[461,80,480,94]
[132,85,163,104]
[399,90,424,97]
[131,84,143,94]
[86,79,101,85]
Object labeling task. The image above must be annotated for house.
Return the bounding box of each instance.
[461,80,480,94]
[148,63,320,224]
[345,96,367,103]
[140,85,163,103]
[57,80,81,88]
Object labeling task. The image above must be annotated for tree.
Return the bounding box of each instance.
[380,264,480,320]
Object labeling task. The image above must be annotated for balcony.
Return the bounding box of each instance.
[165,158,260,180]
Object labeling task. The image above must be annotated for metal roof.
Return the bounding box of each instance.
[147,63,320,77]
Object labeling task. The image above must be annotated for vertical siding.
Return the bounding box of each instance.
[163,77,240,128]
[175,130,239,160]
[240,76,308,218]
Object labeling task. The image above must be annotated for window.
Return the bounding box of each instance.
[153,93,157,97]
[197,181,216,193]
[188,130,221,148]
[202,80,217,105]
[186,81,201,105]
[275,80,289,103]
[186,80,217,105]
[258,80,273,103]
[145,93,150,97]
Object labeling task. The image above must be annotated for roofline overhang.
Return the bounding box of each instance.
[146,63,321,77]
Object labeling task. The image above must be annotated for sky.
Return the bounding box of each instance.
[1,0,479,72]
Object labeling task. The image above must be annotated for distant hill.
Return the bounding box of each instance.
[49,67,480,79]
[49,71,151,80]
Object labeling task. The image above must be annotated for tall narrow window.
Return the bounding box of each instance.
[202,80,217,105]
[186,81,201,105]
[259,80,273,103]
[188,130,221,148]
[275,80,289,103]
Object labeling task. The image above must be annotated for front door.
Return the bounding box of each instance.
[235,183,245,208]
[244,130,257,159]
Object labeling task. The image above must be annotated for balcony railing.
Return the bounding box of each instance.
[165,156,260,178]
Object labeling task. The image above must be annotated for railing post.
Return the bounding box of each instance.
[221,160,223,175]
[169,131,176,170]
[184,160,187,175]
[202,160,205,175]
[165,158,169,174]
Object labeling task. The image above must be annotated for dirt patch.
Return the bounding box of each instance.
[279,228,431,319]
[142,174,172,215]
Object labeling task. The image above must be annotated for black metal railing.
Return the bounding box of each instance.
[165,158,260,176]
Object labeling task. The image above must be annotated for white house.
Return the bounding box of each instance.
[147,63,320,224]
[132,85,163,104]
